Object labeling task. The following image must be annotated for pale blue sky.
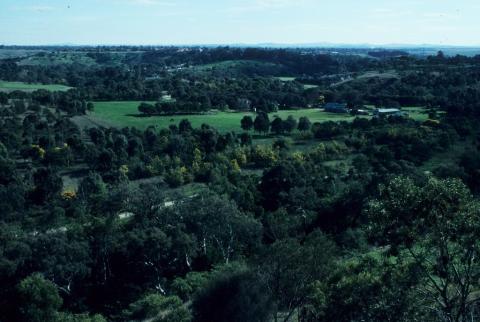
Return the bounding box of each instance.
[1,0,479,46]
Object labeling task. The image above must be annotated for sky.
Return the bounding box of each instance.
[0,0,479,46]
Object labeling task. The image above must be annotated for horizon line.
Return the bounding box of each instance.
[2,42,480,49]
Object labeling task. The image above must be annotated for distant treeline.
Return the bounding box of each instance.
[2,47,480,116]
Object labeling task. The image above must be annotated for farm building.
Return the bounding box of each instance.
[374,108,407,117]
[324,103,349,113]
[353,109,369,115]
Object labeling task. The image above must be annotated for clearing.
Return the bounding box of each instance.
[187,60,289,76]
[0,81,72,93]
[276,76,319,89]
[89,101,430,132]
[331,70,399,87]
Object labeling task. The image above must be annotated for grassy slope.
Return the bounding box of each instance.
[0,81,72,92]
[18,52,97,66]
[92,101,361,132]
[91,101,430,132]
[192,60,280,70]
[0,49,45,59]
[17,51,131,67]
[276,76,319,89]
[187,60,289,77]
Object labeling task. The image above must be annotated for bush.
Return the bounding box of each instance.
[124,294,191,322]
[273,138,292,151]
[17,273,62,322]
[165,167,185,188]
[171,272,209,301]
[249,145,278,168]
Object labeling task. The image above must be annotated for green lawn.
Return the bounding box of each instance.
[276,76,297,82]
[403,107,431,122]
[91,101,431,132]
[363,105,431,122]
[92,101,364,132]
[0,81,72,92]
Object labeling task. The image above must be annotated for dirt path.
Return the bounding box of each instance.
[71,113,115,144]
[71,113,112,130]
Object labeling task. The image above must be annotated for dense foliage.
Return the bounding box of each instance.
[2,46,480,321]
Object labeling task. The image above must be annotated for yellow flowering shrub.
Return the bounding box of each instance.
[119,165,129,176]
[230,159,241,172]
[31,145,46,159]
[250,145,278,167]
[147,156,165,176]
[292,152,306,162]
[62,190,77,200]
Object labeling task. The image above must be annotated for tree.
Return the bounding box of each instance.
[192,267,272,322]
[283,116,297,134]
[270,117,284,135]
[171,271,209,301]
[0,92,8,105]
[250,145,278,168]
[165,167,188,188]
[241,115,254,131]
[88,128,106,146]
[179,119,193,133]
[94,149,115,172]
[259,231,337,322]
[259,162,304,211]
[317,250,425,322]
[273,138,291,151]
[31,167,63,204]
[127,137,144,157]
[124,293,191,322]
[254,112,270,135]
[367,177,480,322]
[170,192,262,264]
[17,273,62,322]
[78,172,107,209]
[86,102,95,112]
[297,116,311,132]
[198,127,219,153]
[239,132,252,146]
[13,100,26,114]
[0,142,8,158]
[0,154,15,185]
[138,102,156,115]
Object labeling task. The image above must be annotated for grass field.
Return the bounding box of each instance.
[0,49,45,59]
[303,84,319,89]
[17,51,133,67]
[91,101,431,132]
[18,52,97,66]
[188,60,288,76]
[276,76,319,89]
[0,81,72,92]
[277,76,296,82]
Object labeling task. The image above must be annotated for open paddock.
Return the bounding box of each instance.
[90,101,430,132]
